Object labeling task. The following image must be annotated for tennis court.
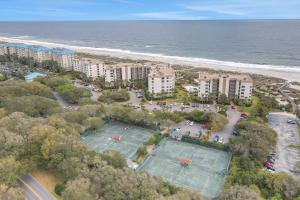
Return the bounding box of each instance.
[138,139,231,197]
[81,121,154,159]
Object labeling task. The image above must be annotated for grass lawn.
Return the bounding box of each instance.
[31,170,64,199]
[174,85,190,103]
[238,96,259,113]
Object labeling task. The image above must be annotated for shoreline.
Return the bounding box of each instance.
[1,36,300,82]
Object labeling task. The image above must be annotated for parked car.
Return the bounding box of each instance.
[263,161,274,167]
[218,138,224,144]
[267,155,275,163]
[287,119,296,124]
[231,105,235,109]
[232,130,241,136]
[132,105,140,109]
[185,120,190,125]
[266,165,275,171]
[240,113,248,119]
[189,121,194,126]
[213,135,220,142]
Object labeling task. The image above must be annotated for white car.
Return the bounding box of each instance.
[287,119,296,124]
[218,138,224,144]
[189,121,194,126]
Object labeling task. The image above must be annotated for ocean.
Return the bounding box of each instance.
[0,20,300,68]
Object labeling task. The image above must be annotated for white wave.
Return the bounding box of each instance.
[10,35,34,39]
[1,35,300,78]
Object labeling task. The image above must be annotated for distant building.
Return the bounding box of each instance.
[198,73,253,100]
[148,65,175,96]
[0,43,75,70]
[73,58,105,79]
[52,48,75,70]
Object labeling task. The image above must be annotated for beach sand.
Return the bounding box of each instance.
[1,36,300,82]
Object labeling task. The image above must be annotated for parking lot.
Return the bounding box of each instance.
[145,102,217,113]
[268,112,300,180]
[211,107,241,143]
[74,79,101,101]
[170,121,205,138]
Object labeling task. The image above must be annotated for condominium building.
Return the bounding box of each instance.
[103,63,151,84]
[52,48,75,70]
[198,73,253,100]
[0,43,75,70]
[148,65,176,96]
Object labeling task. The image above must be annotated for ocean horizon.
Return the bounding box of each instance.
[1,20,300,71]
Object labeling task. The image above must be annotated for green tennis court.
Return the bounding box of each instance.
[81,121,154,159]
[138,139,231,197]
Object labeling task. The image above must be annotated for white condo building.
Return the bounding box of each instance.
[198,73,253,100]
[148,65,175,96]
[103,63,151,83]
[73,58,105,79]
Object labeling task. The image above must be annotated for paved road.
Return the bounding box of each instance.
[211,107,241,143]
[74,80,101,101]
[21,175,56,200]
[268,112,300,180]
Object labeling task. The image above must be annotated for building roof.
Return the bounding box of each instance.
[198,73,252,82]
[149,65,175,78]
[81,58,102,64]
[0,42,75,55]
[30,45,51,52]
[52,48,75,55]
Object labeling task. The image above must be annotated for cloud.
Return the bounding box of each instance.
[181,0,300,18]
[183,5,246,16]
[1,7,83,17]
[132,11,206,20]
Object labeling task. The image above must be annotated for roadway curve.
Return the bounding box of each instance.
[20,175,56,200]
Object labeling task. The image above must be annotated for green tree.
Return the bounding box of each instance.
[0,156,25,187]
[219,185,263,200]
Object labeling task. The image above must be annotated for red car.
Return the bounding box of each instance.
[263,161,274,167]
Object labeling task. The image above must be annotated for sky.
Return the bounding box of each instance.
[1,0,300,21]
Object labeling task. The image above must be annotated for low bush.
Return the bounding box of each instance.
[137,146,148,157]
[147,133,165,145]
[99,89,130,103]
[54,184,65,196]
[56,84,91,104]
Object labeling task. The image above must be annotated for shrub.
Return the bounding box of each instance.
[137,146,148,157]
[101,150,127,169]
[154,111,184,123]
[54,184,65,196]
[99,89,130,103]
[230,121,277,161]
[56,84,91,104]
[147,133,164,145]
[186,111,228,131]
